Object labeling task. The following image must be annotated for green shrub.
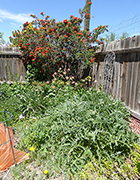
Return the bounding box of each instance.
[18,87,139,178]
[10,4,107,81]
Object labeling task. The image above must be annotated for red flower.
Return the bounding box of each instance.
[64,35,68,38]
[63,19,67,23]
[73,27,77,30]
[70,15,74,18]
[40,12,44,15]
[41,83,44,86]
[91,57,95,63]
[19,43,22,47]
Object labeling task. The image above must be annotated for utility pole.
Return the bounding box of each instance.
[84,0,91,31]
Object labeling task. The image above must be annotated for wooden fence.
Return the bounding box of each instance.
[0,46,26,82]
[0,36,140,118]
[92,35,140,119]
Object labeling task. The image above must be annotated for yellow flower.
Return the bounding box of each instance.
[87,76,91,79]
[27,153,30,156]
[23,30,26,34]
[66,82,69,85]
[30,146,35,151]
[44,170,48,175]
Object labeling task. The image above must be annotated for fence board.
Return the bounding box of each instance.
[125,56,132,106]
[132,59,139,110]
[92,61,98,88]
[121,55,127,102]
[119,63,123,100]
[129,53,136,109]
[115,62,120,99]
[112,62,117,98]
[11,57,15,81]
[134,54,140,113]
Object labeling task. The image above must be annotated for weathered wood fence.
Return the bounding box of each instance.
[0,46,26,82]
[92,35,140,118]
[0,36,140,118]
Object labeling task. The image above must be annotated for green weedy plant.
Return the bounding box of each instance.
[18,87,139,178]
[0,79,77,123]
[79,143,140,179]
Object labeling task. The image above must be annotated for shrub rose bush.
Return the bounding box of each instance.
[10,3,107,81]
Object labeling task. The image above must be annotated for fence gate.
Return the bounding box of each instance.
[102,51,115,95]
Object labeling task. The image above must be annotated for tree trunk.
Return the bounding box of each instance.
[84,0,91,31]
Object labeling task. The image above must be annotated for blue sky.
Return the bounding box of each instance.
[0,0,140,42]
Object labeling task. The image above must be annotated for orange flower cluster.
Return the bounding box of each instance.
[10,7,108,81]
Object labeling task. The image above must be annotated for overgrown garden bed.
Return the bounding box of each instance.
[0,79,140,179]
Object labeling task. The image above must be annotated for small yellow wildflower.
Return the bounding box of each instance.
[44,170,48,175]
[87,76,91,79]
[30,146,35,151]
[66,82,69,85]
[27,153,30,156]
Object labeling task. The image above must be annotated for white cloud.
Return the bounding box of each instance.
[10,22,19,29]
[0,9,33,24]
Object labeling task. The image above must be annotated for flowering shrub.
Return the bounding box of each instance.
[10,3,107,81]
